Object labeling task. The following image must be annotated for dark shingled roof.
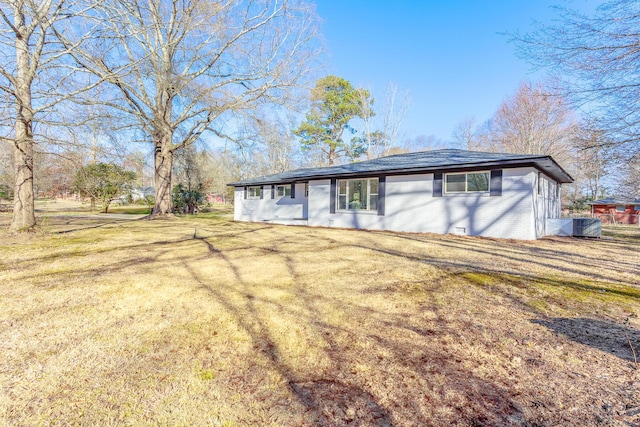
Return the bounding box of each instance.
[228,149,574,186]
[587,198,640,205]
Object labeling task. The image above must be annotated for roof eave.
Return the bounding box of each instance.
[228,157,573,187]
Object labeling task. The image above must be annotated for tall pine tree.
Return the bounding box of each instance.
[295,75,372,165]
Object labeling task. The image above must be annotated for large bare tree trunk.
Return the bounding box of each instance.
[11,129,35,231]
[153,136,173,215]
[9,5,36,232]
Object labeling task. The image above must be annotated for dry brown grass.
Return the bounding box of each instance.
[0,203,639,426]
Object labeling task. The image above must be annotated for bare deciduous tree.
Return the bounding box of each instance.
[572,123,612,200]
[0,0,100,231]
[616,157,640,198]
[451,117,484,151]
[408,134,447,153]
[353,84,375,159]
[122,149,153,189]
[478,81,577,167]
[380,83,411,156]
[62,0,320,215]
[0,0,64,230]
[242,113,301,175]
[0,138,12,199]
[206,148,244,196]
[351,82,411,160]
[512,0,640,157]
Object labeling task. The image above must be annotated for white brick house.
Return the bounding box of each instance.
[228,149,573,240]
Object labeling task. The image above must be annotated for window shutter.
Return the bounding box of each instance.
[490,170,502,196]
[330,178,336,213]
[271,185,275,199]
[260,185,264,199]
[291,182,296,199]
[433,173,443,197]
[377,176,386,216]
[243,186,247,199]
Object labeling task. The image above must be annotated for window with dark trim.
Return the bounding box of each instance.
[275,184,291,197]
[616,205,626,213]
[337,178,378,211]
[247,186,261,199]
[445,172,489,193]
[537,172,542,195]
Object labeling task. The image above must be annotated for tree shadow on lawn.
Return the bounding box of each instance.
[138,223,639,425]
[185,235,397,426]
[288,379,394,426]
[16,219,634,425]
[184,223,640,422]
[532,317,640,364]
[49,215,147,234]
[602,226,640,244]
[371,230,639,284]
[184,230,533,426]
[355,242,640,305]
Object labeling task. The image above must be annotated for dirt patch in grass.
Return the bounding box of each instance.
[0,211,638,426]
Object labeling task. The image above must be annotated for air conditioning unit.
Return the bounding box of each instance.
[546,218,573,236]
[573,218,601,238]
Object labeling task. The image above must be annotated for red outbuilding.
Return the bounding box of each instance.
[588,198,640,224]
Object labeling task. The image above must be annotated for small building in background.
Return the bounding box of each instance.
[588,198,640,225]
[131,186,156,201]
[206,193,227,204]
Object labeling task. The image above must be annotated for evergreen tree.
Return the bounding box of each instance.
[295,75,373,165]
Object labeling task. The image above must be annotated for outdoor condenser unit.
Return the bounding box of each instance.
[572,218,601,238]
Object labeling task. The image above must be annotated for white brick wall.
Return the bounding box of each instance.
[234,167,562,240]
[534,173,562,238]
[234,183,307,224]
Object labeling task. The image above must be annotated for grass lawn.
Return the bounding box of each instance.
[0,203,638,426]
[34,199,153,216]
[107,205,152,215]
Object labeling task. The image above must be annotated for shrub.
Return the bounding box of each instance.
[173,184,205,214]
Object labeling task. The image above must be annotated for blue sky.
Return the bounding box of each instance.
[312,0,595,146]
